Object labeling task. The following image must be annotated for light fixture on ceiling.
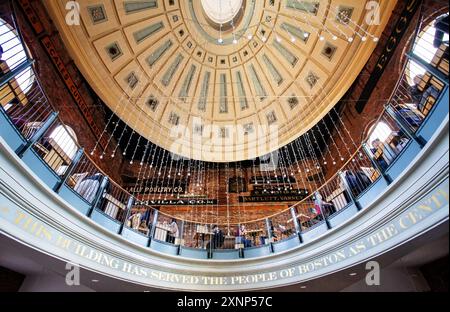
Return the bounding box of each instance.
[349,273,358,276]
[92,279,99,283]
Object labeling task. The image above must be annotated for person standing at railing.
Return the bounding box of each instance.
[0,45,6,75]
[74,173,105,203]
[371,139,389,170]
[128,208,143,231]
[313,191,334,220]
[408,75,441,118]
[434,14,449,49]
[167,219,179,245]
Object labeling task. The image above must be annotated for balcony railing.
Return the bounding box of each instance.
[0,2,448,260]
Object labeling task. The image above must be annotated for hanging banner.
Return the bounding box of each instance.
[239,194,308,203]
[355,0,422,113]
[125,185,187,195]
[250,176,297,184]
[18,0,108,150]
[138,199,218,206]
[251,188,309,197]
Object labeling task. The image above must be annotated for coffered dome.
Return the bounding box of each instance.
[45,0,396,162]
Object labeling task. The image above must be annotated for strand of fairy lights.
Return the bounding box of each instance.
[87,1,384,226]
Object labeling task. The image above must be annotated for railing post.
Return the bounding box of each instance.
[16,111,59,157]
[119,196,135,234]
[266,218,274,253]
[177,220,185,256]
[0,59,34,87]
[87,176,109,218]
[339,171,362,211]
[149,209,159,244]
[362,143,393,185]
[290,207,303,244]
[385,105,426,148]
[315,192,332,230]
[53,148,84,193]
[406,52,449,86]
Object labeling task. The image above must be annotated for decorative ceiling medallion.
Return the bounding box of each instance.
[200,0,244,26]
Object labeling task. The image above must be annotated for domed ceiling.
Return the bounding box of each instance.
[45,0,396,162]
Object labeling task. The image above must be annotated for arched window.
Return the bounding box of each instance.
[0,18,34,107]
[49,125,78,161]
[368,122,392,148]
[407,14,449,85]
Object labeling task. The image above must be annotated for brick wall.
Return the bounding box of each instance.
[3,0,125,183]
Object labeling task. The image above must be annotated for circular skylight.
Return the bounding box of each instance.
[201,0,243,24]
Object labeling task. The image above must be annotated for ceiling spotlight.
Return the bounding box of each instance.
[92,279,99,283]
[291,37,296,43]
[332,35,338,41]
[300,286,307,289]
[90,151,94,156]
[261,36,267,42]
[361,36,367,42]
[276,36,282,43]
[304,33,309,38]
[348,37,354,42]
[111,154,115,158]
[349,273,358,276]
[247,34,253,40]
[130,161,133,165]
[218,38,224,44]
[233,38,238,44]
[373,37,379,42]
[99,155,103,160]
[319,36,325,41]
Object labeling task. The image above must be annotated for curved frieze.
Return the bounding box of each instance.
[0,118,448,291]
